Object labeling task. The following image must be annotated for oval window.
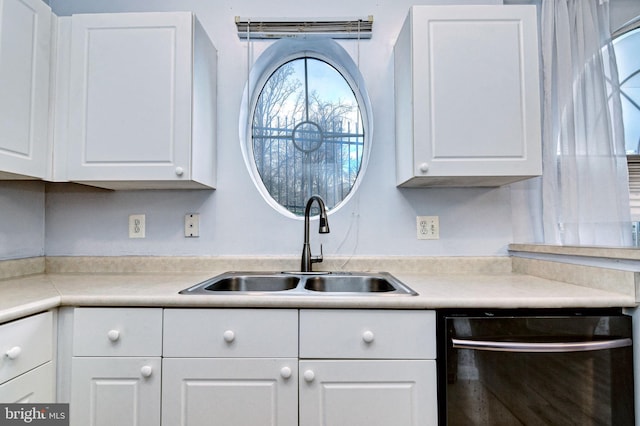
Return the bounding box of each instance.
[612,26,640,154]
[241,39,371,217]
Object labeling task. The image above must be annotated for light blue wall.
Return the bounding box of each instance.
[0,182,45,260]
[610,0,640,32]
[43,0,523,257]
[0,7,636,260]
[2,2,634,260]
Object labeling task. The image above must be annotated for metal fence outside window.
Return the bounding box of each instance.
[253,118,364,215]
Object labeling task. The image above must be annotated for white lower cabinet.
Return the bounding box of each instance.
[0,360,54,403]
[299,309,438,426]
[65,307,438,425]
[0,311,55,402]
[70,357,161,426]
[162,308,299,426]
[69,308,163,426]
[299,360,437,426]
[162,358,298,426]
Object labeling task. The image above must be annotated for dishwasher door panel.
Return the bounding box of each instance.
[440,313,634,426]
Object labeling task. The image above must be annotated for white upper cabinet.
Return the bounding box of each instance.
[0,0,51,179]
[63,12,217,189]
[394,5,542,187]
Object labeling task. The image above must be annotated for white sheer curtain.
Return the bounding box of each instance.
[537,0,632,246]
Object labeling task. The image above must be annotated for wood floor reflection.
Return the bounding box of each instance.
[446,348,634,426]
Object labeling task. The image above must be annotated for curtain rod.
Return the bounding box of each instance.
[235,16,373,40]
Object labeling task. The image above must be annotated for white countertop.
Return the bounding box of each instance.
[0,268,634,324]
[1,252,637,323]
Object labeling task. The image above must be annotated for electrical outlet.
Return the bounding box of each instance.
[417,216,439,240]
[129,214,145,238]
[185,213,200,237]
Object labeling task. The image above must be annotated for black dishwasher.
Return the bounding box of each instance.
[437,309,634,426]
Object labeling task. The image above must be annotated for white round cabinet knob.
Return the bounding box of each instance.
[107,330,120,342]
[362,330,375,343]
[140,365,153,378]
[223,330,235,343]
[303,370,315,383]
[419,163,429,173]
[5,346,21,360]
[280,367,292,379]
[175,167,184,176]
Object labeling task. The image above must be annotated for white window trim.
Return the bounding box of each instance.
[239,38,373,219]
[628,155,640,221]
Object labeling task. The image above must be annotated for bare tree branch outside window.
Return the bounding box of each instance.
[252,58,364,215]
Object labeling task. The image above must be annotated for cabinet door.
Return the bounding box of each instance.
[395,5,541,187]
[67,12,193,184]
[299,360,437,426]
[0,0,51,179]
[0,362,54,403]
[70,357,161,426]
[162,358,298,426]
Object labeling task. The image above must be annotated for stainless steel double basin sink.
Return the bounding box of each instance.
[180,271,417,296]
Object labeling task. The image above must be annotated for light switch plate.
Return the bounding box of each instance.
[185,213,200,237]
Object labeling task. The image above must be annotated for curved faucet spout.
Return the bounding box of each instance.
[301,195,330,272]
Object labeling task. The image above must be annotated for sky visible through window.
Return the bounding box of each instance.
[252,57,364,216]
[613,27,640,154]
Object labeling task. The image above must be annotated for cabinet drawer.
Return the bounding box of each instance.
[300,310,436,359]
[163,309,298,357]
[73,308,162,356]
[0,311,53,384]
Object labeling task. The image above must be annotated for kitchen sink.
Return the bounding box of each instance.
[304,275,397,293]
[179,271,417,296]
[202,274,300,292]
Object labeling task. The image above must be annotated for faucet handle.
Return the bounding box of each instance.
[311,244,324,265]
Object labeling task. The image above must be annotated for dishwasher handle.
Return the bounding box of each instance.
[451,337,632,353]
